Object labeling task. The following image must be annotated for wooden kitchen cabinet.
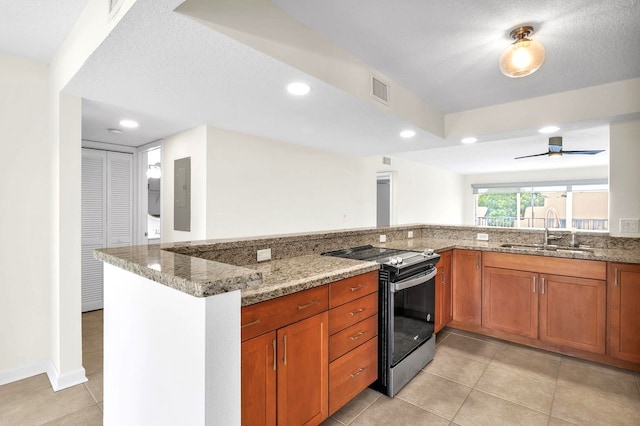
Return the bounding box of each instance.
[539,273,606,354]
[435,250,452,333]
[482,252,607,355]
[608,263,640,363]
[241,332,277,426]
[328,271,378,415]
[452,249,482,326]
[241,287,329,425]
[277,312,329,426]
[482,267,538,338]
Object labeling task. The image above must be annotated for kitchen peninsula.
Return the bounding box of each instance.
[95,224,640,425]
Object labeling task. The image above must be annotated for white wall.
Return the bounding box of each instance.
[371,156,466,225]
[461,166,609,226]
[0,53,52,383]
[610,119,640,237]
[205,127,376,239]
[162,126,208,242]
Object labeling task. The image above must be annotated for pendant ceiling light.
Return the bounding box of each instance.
[499,26,545,78]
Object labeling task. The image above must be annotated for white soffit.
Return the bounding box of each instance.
[65,0,445,154]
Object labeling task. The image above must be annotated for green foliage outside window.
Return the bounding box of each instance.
[477,192,544,218]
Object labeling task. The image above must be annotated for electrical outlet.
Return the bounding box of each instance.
[476,233,489,241]
[620,218,640,233]
[257,248,271,262]
[408,231,414,238]
[379,234,387,243]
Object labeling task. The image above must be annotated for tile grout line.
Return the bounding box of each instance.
[334,392,382,425]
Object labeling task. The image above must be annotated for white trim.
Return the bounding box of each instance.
[46,362,87,391]
[0,360,87,391]
[0,360,50,387]
[82,139,137,153]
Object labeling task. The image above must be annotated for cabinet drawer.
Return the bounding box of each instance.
[241,285,328,342]
[329,336,378,416]
[329,314,378,362]
[329,292,378,335]
[329,271,378,308]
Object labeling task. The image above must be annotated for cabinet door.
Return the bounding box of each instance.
[277,312,328,426]
[435,251,452,333]
[608,263,640,363]
[539,274,606,354]
[482,268,538,338]
[452,250,482,326]
[241,331,277,426]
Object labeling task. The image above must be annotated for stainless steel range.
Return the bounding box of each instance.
[322,245,440,396]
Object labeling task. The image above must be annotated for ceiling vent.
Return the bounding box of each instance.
[371,75,390,105]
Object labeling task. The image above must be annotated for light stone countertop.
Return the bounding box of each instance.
[95,229,640,306]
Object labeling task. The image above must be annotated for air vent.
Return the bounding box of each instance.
[371,75,390,105]
[383,157,392,165]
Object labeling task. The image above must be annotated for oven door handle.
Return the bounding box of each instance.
[392,268,437,292]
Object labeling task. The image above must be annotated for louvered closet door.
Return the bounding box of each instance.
[107,152,133,247]
[82,149,107,312]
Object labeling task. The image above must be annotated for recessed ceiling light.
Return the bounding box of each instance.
[119,119,139,128]
[538,126,560,134]
[286,82,311,96]
[400,129,416,138]
[461,137,477,144]
[108,128,123,134]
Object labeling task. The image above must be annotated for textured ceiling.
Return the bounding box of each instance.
[2,0,637,174]
[0,0,88,62]
[273,0,640,113]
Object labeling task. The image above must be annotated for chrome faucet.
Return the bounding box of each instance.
[544,207,562,246]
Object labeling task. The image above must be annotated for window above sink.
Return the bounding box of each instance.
[473,179,608,232]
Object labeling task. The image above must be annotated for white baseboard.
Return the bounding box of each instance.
[46,361,88,391]
[0,360,87,391]
[0,360,50,386]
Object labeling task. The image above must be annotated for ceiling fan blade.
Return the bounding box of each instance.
[561,150,605,155]
[515,152,549,159]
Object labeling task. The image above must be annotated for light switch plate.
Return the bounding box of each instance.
[257,248,271,262]
[408,231,414,238]
[379,234,387,243]
[476,233,489,241]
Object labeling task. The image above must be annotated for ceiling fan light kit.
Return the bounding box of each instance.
[515,136,605,160]
[500,25,545,78]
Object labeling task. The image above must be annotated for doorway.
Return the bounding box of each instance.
[377,172,392,227]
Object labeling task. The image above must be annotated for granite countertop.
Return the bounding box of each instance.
[95,230,640,306]
[95,244,378,305]
[381,238,640,264]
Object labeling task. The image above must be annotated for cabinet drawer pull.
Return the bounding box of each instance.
[614,267,619,286]
[476,254,480,269]
[541,277,545,294]
[283,335,288,366]
[350,308,365,316]
[350,284,365,292]
[441,269,445,285]
[241,318,261,328]
[532,275,536,293]
[349,331,365,341]
[272,338,277,371]
[297,300,318,310]
[350,367,366,378]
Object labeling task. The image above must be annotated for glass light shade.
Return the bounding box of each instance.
[499,38,545,78]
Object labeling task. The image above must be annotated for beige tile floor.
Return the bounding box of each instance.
[0,310,103,425]
[324,330,640,426]
[2,312,639,425]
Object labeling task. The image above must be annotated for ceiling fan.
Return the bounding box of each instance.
[515,136,605,159]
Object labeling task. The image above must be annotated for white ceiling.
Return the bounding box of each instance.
[2,0,638,174]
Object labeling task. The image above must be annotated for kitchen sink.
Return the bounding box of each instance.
[500,243,593,253]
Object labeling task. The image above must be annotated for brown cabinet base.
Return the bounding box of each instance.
[329,337,378,416]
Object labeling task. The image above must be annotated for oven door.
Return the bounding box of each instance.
[390,267,436,367]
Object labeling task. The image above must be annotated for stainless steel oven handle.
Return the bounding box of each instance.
[392,268,437,292]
